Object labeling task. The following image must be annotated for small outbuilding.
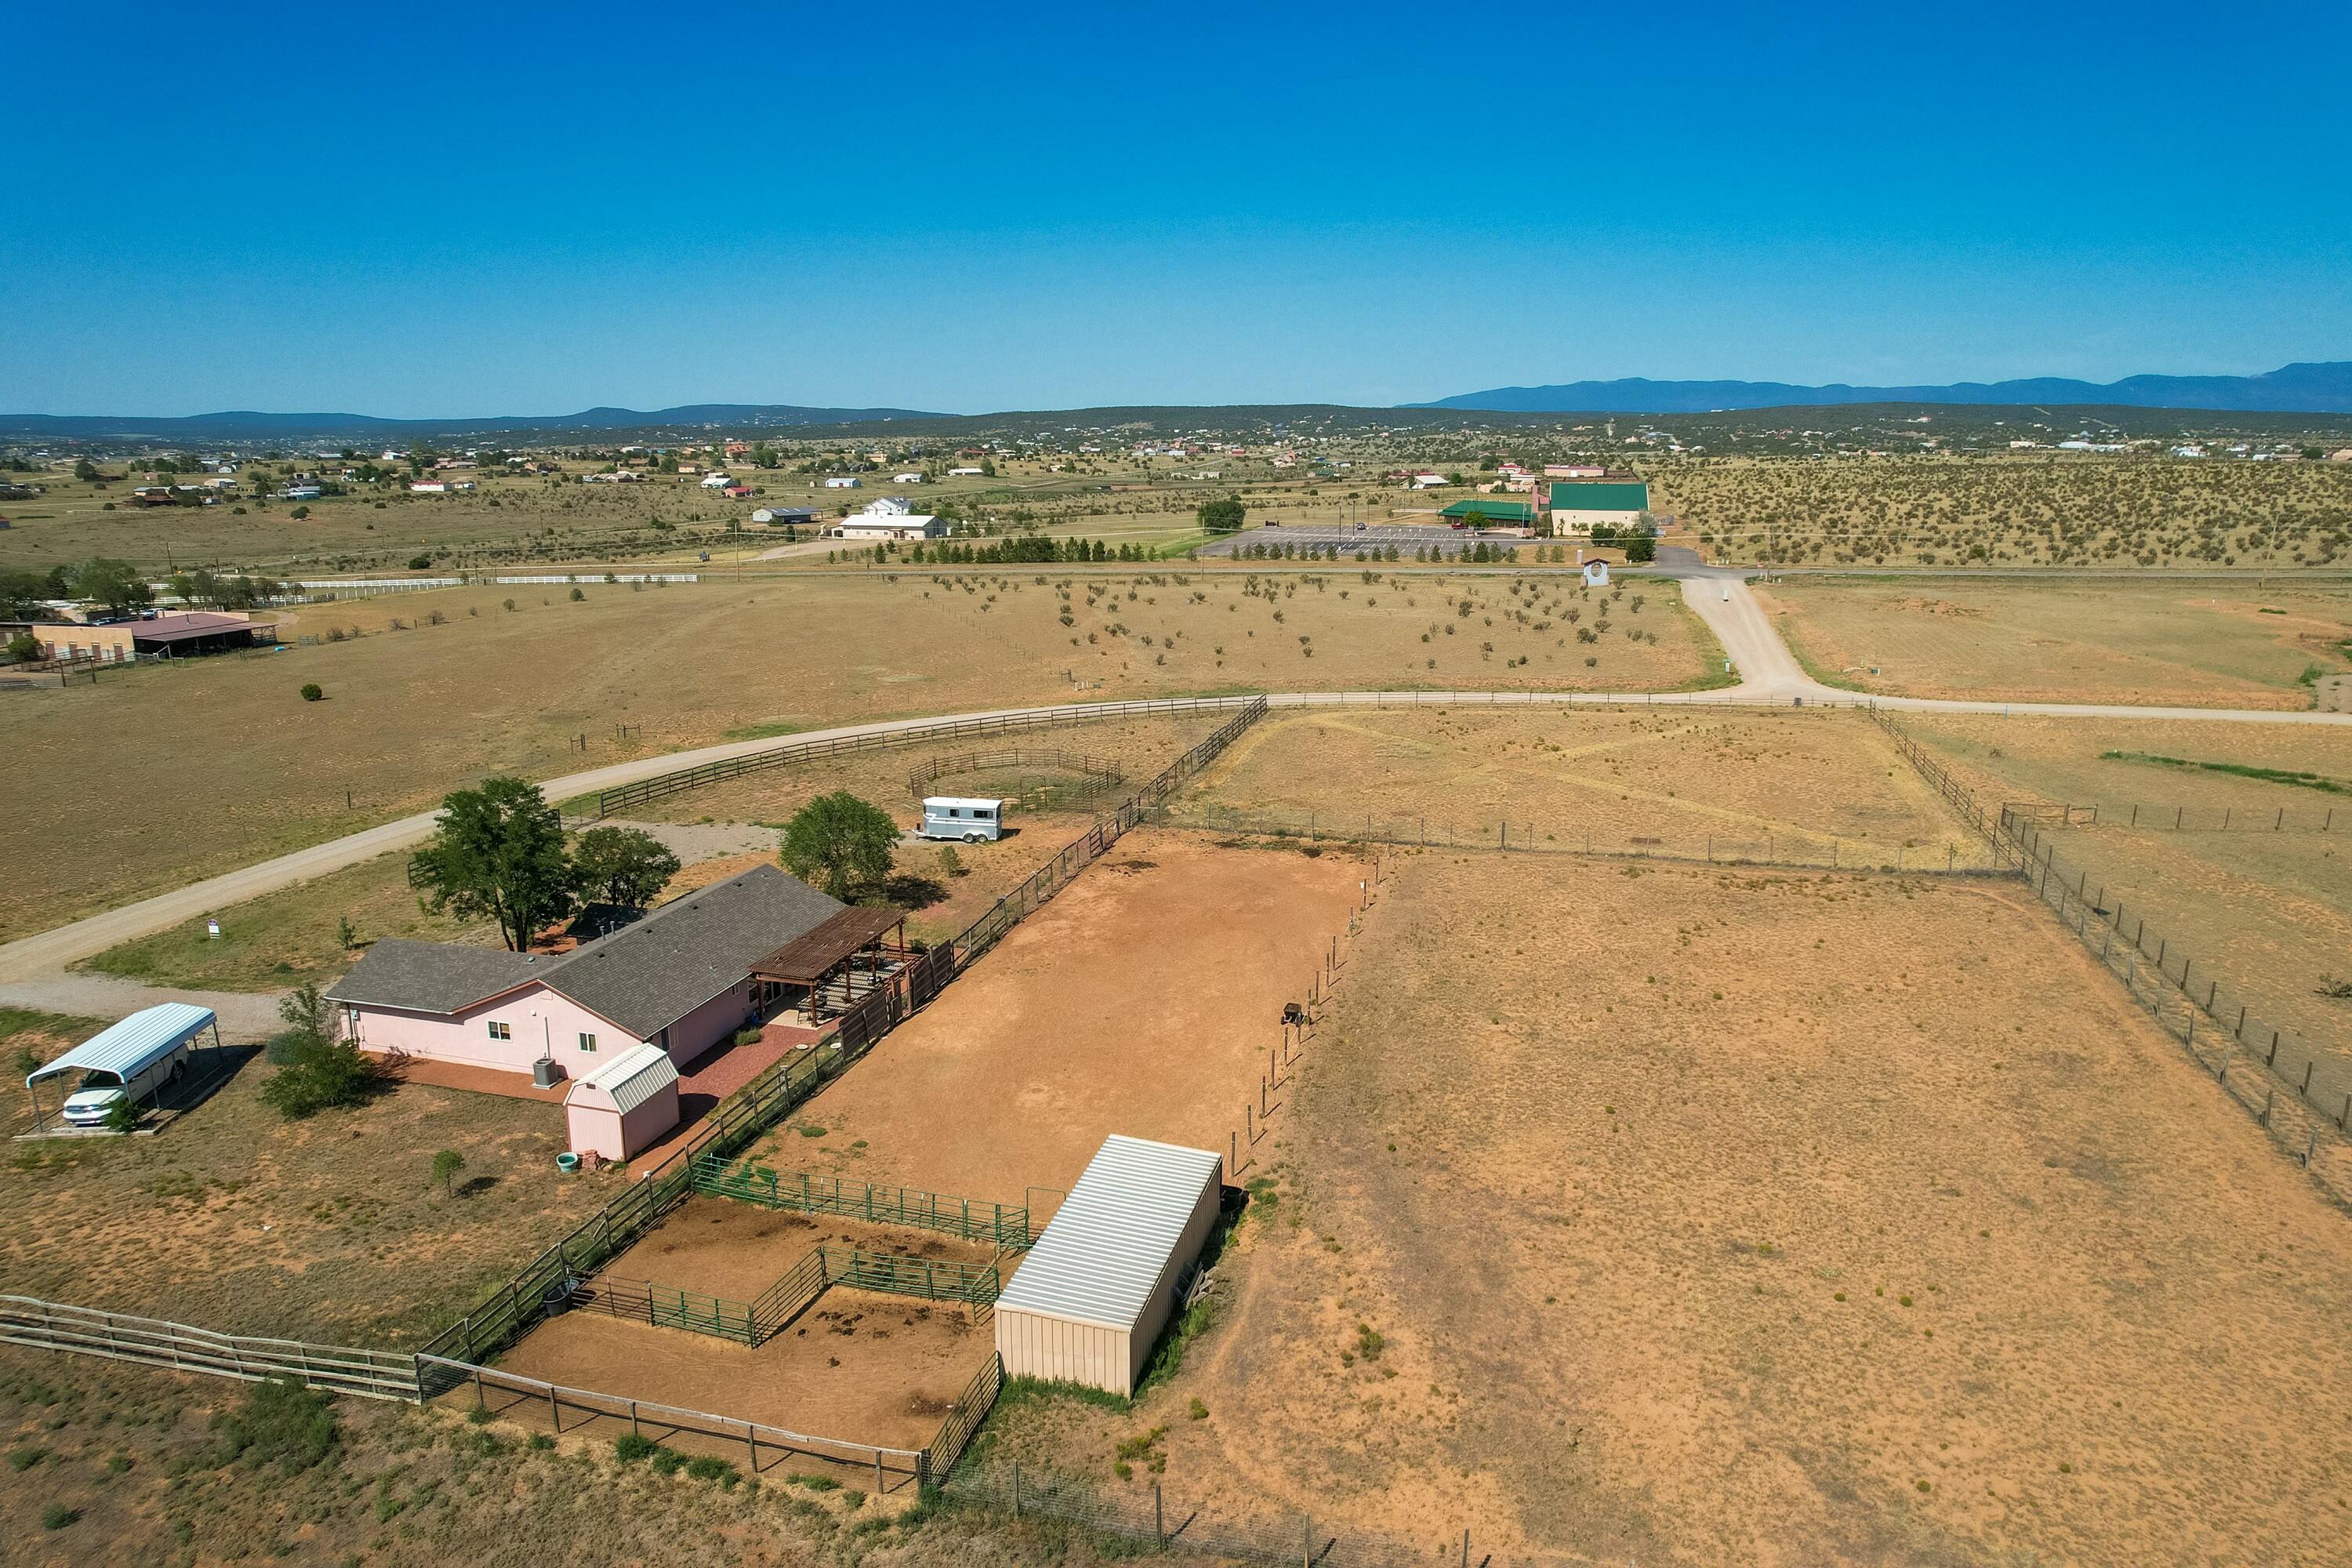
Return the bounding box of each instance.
[563,1042,681,1164]
[993,1134,1225,1396]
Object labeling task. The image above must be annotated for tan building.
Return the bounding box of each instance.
[31,612,274,663]
[994,1135,1224,1396]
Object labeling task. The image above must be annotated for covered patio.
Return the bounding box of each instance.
[748,906,911,1027]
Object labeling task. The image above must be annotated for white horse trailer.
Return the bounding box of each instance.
[920,797,1004,842]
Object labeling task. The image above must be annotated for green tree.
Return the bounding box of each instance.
[1196,496,1247,535]
[571,826,682,908]
[779,791,898,900]
[0,568,62,619]
[73,458,100,481]
[431,1149,466,1195]
[1624,533,1656,564]
[5,631,36,664]
[68,558,153,616]
[408,777,577,950]
[260,983,376,1120]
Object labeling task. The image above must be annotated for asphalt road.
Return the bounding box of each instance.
[6,557,2349,990]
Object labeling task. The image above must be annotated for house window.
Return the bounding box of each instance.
[578,1033,597,1052]
[486,1021,511,1040]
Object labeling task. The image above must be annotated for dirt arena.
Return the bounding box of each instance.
[496,1288,985,1453]
[755,828,1369,1205]
[983,851,2352,1568]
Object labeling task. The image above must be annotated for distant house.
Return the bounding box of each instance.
[1545,480,1650,539]
[752,506,817,528]
[281,484,323,501]
[822,477,862,488]
[700,471,731,489]
[1544,463,1605,479]
[946,466,984,477]
[1410,473,1449,489]
[722,483,753,499]
[411,481,447,494]
[837,499,945,540]
[892,471,925,483]
[325,865,846,1086]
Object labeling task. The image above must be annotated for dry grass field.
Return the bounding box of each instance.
[628,712,1218,826]
[1658,455,2352,568]
[0,572,1711,943]
[0,1065,612,1346]
[982,853,2352,1568]
[0,1347,1093,1568]
[1758,578,2352,707]
[1174,706,1984,865]
[1907,713,2352,1083]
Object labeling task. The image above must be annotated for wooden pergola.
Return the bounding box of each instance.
[750,906,912,1024]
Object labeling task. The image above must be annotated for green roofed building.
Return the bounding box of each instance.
[1544,481,1650,539]
[1437,498,1535,525]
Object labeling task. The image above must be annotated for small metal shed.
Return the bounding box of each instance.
[562,1043,681,1164]
[993,1134,1224,1396]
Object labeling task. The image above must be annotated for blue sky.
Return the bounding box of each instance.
[5,1,2347,416]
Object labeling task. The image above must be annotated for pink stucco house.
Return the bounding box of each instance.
[325,865,843,1087]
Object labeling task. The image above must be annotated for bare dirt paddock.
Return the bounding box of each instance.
[985,853,2352,1567]
[495,1196,998,1451]
[756,828,1369,1203]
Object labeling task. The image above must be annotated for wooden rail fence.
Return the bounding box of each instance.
[595,695,1247,817]
[0,1296,419,1403]
[907,746,1125,797]
[691,1155,1033,1247]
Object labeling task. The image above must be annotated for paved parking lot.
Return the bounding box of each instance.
[1197,522,1539,557]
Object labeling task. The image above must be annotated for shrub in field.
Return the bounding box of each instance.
[40,1504,76,1530]
[299,683,323,702]
[260,983,376,1119]
[212,1377,338,1474]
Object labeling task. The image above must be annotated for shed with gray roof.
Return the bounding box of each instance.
[993,1134,1225,1395]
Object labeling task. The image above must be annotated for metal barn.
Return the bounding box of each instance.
[993,1134,1224,1396]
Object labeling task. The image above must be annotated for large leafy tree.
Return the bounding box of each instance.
[571,826,682,908]
[70,557,154,616]
[779,791,899,900]
[1196,496,1247,535]
[408,777,577,950]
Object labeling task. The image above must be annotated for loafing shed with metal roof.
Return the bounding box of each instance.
[993,1134,1225,1396]
[562,1042,682,1163]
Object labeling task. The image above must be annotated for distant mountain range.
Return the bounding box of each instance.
[1410,361,2352,416]
[0,404,943,442]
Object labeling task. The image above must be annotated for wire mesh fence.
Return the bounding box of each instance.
[946,1463,1602,1568]
[2004,814,2352,1191]
[1160,803,2009,874]
[2002,799,2346,833]
[1864,706,2351,1200]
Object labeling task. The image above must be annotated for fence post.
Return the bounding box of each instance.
[1013,1459,1023,1519]
[1156,1481,1166,1546]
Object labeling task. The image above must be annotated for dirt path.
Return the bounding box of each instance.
[9,579,2352,987]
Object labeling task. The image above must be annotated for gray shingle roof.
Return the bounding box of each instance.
[324,938,547,1013]
[325,866,844,1040]
[543,864,844,1039]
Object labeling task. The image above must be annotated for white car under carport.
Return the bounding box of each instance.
[23,1002,220,1131]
